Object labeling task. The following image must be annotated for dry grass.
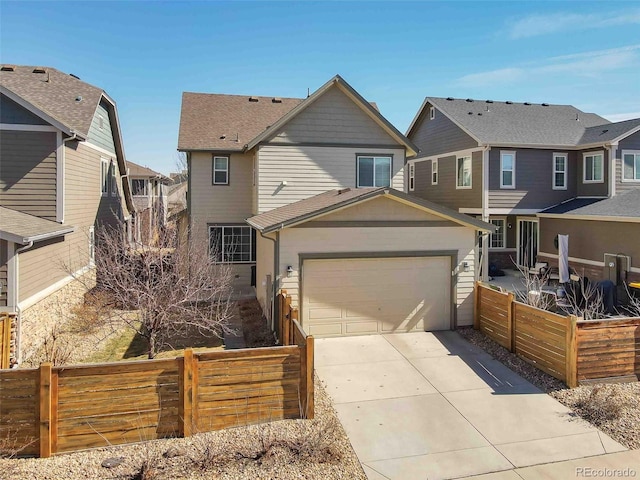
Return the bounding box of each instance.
[238,299,276,348]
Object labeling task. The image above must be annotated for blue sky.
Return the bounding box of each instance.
[2,1,639,174]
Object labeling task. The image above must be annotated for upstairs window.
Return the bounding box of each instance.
[357,156,391,187]
[583,152,604,183]
[212,156,229,185]
[432,159,438,185]
[489,218,505,249]
[429,106,435,120]
[553,153,567,190]
[408,163,415,191]
[623,151,640,181]
[456,156,472,188]
[500,151,516,189]
[101,158,109,196]
[131,179,148,196]
[209,225,256,263]
[110,162,118,197]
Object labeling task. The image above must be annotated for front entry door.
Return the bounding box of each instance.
[517,219,538,268]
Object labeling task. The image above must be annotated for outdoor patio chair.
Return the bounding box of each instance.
[529,262,548,277]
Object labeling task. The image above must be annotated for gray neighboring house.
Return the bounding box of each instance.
[405,97,640,283]
[0,65,134,364]
[127,161,170,245]
[179,75,494,337]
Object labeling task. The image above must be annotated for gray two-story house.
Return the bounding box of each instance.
[406,97,640,284]
[0,65,134,364]
[178,76,494,338]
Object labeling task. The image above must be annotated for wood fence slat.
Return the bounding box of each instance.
[39,363,52,458]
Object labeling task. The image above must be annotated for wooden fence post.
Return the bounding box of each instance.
[290,308,299,346]
[566,316,578,388]
[39,363,52,458]
[305,335,314,419]
[473,282,480,330]
[283,295,292,346]
[180,348,194,437]
[507,293,515,353]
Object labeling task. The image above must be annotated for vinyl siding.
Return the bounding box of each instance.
[412,151,482,211]
[617,130,640,194]
[488,148,577,209]
[0,94,49,125]
[408,104,478,158]
[0,241,8,307]
[257,145,405,213]
[278,226,477,327]
[267,85,397,146]
[255,232,275,321]
[576,147,609,197]
[189,151,254,287]
[86,101,116,154]
[18,141,115,303]
[539,217,639,265]
[0,130,57,220]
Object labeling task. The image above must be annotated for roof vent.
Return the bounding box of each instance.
[541,103,549,106]
[506,101,513,105]
[602,129,609,134]
[575,114,580,121]
[485,106,490,112]
[249,96,259,102]
[1,65,15,72]
[465,98,474,102]
[75,95,82,102]
[485,100,493,104]
[446,97,454,101]
[69,73,80,80]
[478,113,483,116]
[337,188,351,195]
[272,97,282,103]
[33,67,46,74]
[468,111,473,115]
[220,134,226,139]
[524,102,531,106]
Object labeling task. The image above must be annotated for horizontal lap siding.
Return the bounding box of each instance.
[279,226,476,326]
[0,369,39,456]
[258,145,405,213]
[577,147,609,197]
[55,360,180,453]
[577,320,640,380]
[0,130,57,220]
[86,101,116,154]
[409,105,478,158]
[18,142,104,303]
[0,241,7,307]
[617,131,640,194]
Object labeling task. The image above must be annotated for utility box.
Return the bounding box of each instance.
[604,253,631,285]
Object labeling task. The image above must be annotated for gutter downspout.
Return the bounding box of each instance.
[608,143,617,198]
[13,240,34,366]
[258,230,279,332]
[481,145,491,281]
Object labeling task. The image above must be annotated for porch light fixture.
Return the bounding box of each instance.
[286,266,294,277]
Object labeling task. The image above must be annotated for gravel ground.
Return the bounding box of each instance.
[457,326,640,449]
[0,376,366,480]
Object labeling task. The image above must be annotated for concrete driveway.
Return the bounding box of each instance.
[315,332,626,480]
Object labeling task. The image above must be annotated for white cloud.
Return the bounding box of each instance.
[604,112,640,122]
[456,45,640,87]
[508,9,640,39]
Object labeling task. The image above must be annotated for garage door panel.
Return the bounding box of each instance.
[303,257,451,337]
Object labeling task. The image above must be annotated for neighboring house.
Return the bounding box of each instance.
[128,161,169,245]
[405,97,640,282]
[0,65,134,363]
[178,75,494,336]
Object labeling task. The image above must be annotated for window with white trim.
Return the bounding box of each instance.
[357,156,391,187]
[429,106,435,120]
[489,218,505,249]
[213,156,229,185]
[553,153,567,190]
[110,161,118,197]
[622,151,640,181]
[583,152,604,183]
[456,156,471,188]
[500,151,515,189]
[100,158,109,196]
[131,179,148,196]
[432,159,438,185]
[209,226,256,263]
[408,163,415,191]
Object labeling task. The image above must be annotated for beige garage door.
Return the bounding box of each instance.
[302,257,451,337]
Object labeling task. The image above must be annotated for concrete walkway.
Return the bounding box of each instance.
[315,332,627,480]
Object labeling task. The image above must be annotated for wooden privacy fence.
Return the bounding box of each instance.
[474,282,640,387]
[0,326,314,458]
[0,315,12,369]
[276,290,301,347]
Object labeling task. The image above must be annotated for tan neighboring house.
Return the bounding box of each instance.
[0,65,134,364]
[178,75,494,337]
[128,161,169,245]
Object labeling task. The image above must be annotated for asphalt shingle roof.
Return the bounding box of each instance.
[127,160,169,180]
[0,207,75,244]
[578,118,640,145]
[540,190,640,218]
[0,65,106,138]
[178,93,303,151]
[426,97,611,147]
[247,187,495,233]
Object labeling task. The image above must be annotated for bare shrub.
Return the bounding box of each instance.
[564,277,606,320]
[572,384,630,425]
[512,262,556,311]
[625,284,640,317]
